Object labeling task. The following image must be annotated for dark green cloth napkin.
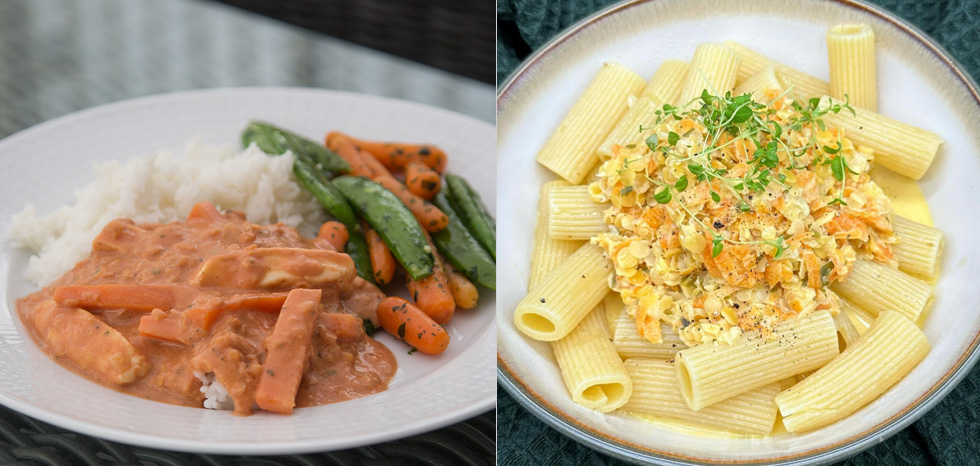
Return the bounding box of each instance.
[497,1,980,464]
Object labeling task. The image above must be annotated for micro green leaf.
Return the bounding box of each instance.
[653,187,672,204]
[674,175,688,192]
[645,134,659,152]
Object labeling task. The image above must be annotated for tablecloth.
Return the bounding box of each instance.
[496,0,980,464]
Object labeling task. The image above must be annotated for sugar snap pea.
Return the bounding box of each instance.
[431,192,495,289]
[445,174,496,259]
[242,121,351,175]
[292,161,374,282]
[332,176,434,281]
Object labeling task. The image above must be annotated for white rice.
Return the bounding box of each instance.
[8,140,325,287]
[194,371,234,411]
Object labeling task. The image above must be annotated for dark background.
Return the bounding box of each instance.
[216,0,496,84]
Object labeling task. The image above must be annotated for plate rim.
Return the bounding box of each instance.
[495,0,980,464]
[0,86,496,455]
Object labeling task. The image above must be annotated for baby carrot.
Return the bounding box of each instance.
[359,148,393,178]
[405,160,441,200]
[376,297,449,355]
[345,134,448,174]
[407,231,455,324]
[332,136,376,178]
[324,131,344,151]
[375,175,448,232]
[317,221,349,251]
[365,224,396,285]
[444,261,479,309]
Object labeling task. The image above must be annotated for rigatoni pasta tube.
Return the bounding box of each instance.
[554,306,632,412]
[677,44,740,106]
[775,311,930,432]
[514,242,613,341]
[724,40,830,100]
[597,97,661,158]
[675,311,839,411]
[640,60,689,104]
[827,24,877,111]
[840,296,873,334]
[623,359,780,435]
[537,63,646,184]
[614,309,684,360]
[831,259,932,322]
[548,185,608,240]
[529,181,584,290]
[821,100,942,179]
[892,215,943,279]
[833,306,860,347]
[732,66,784,103]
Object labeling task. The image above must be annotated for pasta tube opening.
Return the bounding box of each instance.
[519,312,556,334]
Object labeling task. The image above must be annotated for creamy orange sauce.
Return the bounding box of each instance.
[16,203,396,415]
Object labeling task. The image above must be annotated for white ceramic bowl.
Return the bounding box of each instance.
[497,0,980,463]
[0,88,496,454]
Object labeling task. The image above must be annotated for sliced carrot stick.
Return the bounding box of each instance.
[365,224,396,285]
[405,160,441,200]
[352,137,448,174]
[407,231,455,324]
[376,297,449,355]
[255,288,323,415]
[332,137,376,178]
[318,221,349,251]
[53,284,197,312]
[187,201,224,222]
[444,261,479,309]
[183,292,290,330]
[138,309,198,345]
[374,175,448,232]
[322,313,363,340]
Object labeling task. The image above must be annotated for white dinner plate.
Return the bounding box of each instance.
[0,87,496,454]
[497,0,980,464]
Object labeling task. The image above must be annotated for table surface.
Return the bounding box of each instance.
[0,0,495,464]
[496,0,980,465]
